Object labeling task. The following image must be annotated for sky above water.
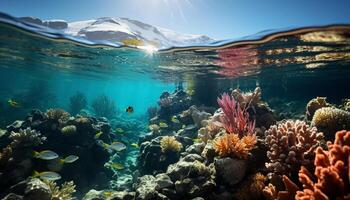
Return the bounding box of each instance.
[1,0,350,39]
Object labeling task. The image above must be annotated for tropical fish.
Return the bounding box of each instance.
[193,138,202,143]
[125,106,134,113]
[171,116,180,123]
[94,131,103,139]
[33,150,59,160]
[33,171,61,181]
[7,99,20,108]
[115,128,124,134]
[61,155,79,163]
[159,122,168,128]
[99,140,126,152]
[131,143,139,148]
[108,162,125,170]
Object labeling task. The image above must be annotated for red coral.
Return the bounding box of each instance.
[217,93,255,136]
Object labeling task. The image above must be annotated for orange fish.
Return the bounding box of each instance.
[125,106,134,113]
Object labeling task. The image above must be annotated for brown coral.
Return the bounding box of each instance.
[306,97,330,120]
[234,172,266,200]
[0,146,12,170]
[231,87,262,109]
[46,108,70,124]
[160,136,183,153]
[265,120,323,177]
[213,133,257,159]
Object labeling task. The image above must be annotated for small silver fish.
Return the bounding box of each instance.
[34,171,61,181]
[62,155,79,163]
[109,142,126,152]
[34,150,59,160]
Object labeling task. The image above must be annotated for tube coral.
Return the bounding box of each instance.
[160,136,183,153]
[265,120,323,177]
[217,93,255,136]
[213,132,257,159]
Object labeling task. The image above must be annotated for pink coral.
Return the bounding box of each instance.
[217,93,255,136]
[265,120,323,177]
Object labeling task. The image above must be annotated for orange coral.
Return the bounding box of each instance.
[269,130,350,200]
[213,133,257,159]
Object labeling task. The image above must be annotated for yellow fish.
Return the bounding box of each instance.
[149,124,160,131]
[33,150,59,160]
[94,131,103,139]
[115,128,124,134]
[159,122,168,128]
[108,162,125,170]
[33,171,61,181]
[131,143,139,148]
[60,155,79,164]
[193,138,202,143]
[7,99,20,108]
[171,116,180,124]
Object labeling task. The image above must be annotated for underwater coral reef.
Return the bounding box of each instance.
[0,87,349,200]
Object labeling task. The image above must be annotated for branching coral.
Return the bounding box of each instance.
[231,87,262,109]
[91,94,117,119]
[268,130,350,200]
[234,172,266,200]
[160,136,183,153]
[46,108,70,124]
[311,107,350,137]
[9,128,46,149]
[306,97,330,120]
[265,120,323,177]
[69,91,87,115]
[213,132,257,159]
[217,93,255,136]
[44,180,76,200]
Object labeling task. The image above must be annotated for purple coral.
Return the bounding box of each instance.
[265,120,323,177]
[217,93,255,136]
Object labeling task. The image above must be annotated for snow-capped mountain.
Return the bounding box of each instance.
[20,16,215,49]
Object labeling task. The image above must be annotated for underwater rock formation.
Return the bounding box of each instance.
[214,157,247,186]
[157,90,192,120]
[311,107,350,138]
[265,120,323,184]
[305,97,330,121]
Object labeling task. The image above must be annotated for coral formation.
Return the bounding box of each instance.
[61,125,77,135]
[44,180,76,200]
[234,173,266,200]
[46,108,70,125]
[213,132,257,159]
[69,91,87,115]
[217,93,255,136]
[231,87,262,109]
[268,130,350,200]
[311,107,350,138]
[91,94,117,118]
[306,97,330,120]
[9,128,46,149]
[265,120,323,179]
[160,136,183,153]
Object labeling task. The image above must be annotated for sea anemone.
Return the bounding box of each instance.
[311,107,350,137]
[265,120,323,177]
[160,136,183,153]
[213,132,257,159]
[217,93,255,136]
